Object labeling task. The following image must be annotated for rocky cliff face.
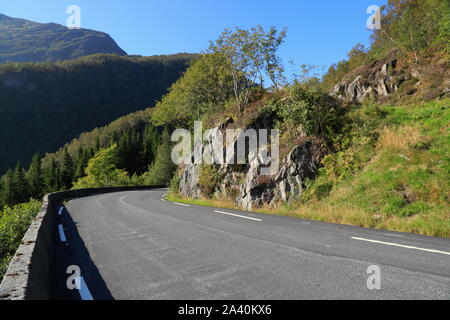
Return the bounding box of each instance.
[331,58,405,103]
[178,121,328,210]
[236,138,328,210]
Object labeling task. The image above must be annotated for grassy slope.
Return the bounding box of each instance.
[169,98,450,238]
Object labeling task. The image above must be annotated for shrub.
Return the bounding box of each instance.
[263,82,344,140]
[198,164,221,196]
[0,200,41,281]
[169,172,181,193]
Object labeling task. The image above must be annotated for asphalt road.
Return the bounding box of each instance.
[55,189,450,300]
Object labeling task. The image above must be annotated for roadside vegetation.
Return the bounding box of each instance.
[168,98,450,238]
[164,0,449,238]
[0,200,41,282]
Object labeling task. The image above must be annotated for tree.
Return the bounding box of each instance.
[73,145,130,189]
[13,163,29,204]
[44,159,60,193]
[73,147,90,182]
[116,129,145,175]
[27,154,44,200]
[151,53,235,127]
[371,0,450,60]
[60,147,74,190]
[143,123,160,168]
[0,170,16,207]
[208,26,287,111]
[257,26,287,89]
[144,127,176,185]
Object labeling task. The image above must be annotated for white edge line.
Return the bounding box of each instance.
[351,237,450,256]
[78,276,94,300]
[214,210,262,222]
[384,233,405,238]
[173,202,190,207]
[161,198,166,202]
[58,224,67,242]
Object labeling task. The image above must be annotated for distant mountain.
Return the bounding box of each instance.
[0,53,196,174]
[0,13,126,63]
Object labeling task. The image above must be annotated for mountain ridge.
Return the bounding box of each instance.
[0,13,126,63]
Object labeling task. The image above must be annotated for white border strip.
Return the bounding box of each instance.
[78,277,94,300]
[214,210,262,222]
[351,237,450,255]
[173,202,190,207]
[58,224,67,242]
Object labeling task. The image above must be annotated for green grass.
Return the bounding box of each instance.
[0,200,42,282]
[301,98,450,237]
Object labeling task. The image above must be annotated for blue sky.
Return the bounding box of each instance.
[1,0,387,75]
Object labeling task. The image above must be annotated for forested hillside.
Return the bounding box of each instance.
[0,13,126,63]
[0,53,195,174]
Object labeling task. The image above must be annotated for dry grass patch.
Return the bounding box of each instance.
[377,125,432,152]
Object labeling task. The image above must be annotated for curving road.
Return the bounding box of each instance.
[54,189,450,300]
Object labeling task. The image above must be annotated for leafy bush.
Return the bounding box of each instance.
[198,164,221,196]
[151,53,235,128]
[262,82,344,139]
[169,172,181,193]
[73,145,131,189]
[0,200,41,281]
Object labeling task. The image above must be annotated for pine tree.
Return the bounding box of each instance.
[0,170,16,207]
[14,163,30,204]
[144,127,176,185]
[116,129,145,176]
[44,159,60,193]
[27,154,44,200]
[116,130,131,172]
[131,130,144,175]
[143,123,160,169]
[60,148,74,190]
[73,147,89,182]
[95,136,101,152]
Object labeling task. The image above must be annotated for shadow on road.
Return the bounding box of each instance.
[55,205,114,300]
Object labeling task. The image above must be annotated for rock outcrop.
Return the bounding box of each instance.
[331,54,450,103]
[178,123,328,210]
[331,59,401,103]
[236,138,327,210]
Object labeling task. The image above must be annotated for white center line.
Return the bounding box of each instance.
[214,210,262,222]
[78,277,94,300]
[58,207,63,216]
[58,224,67,242]
[351,237,450,256]
[173,202,190,207]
